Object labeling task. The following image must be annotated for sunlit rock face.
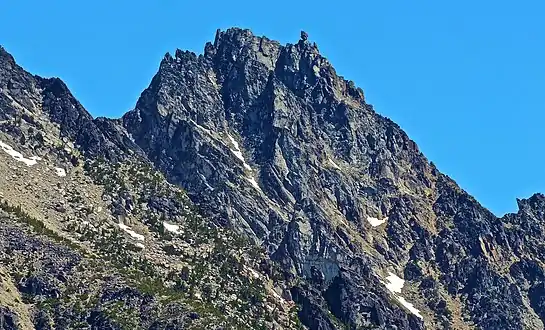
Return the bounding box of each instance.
[1,29,545,329]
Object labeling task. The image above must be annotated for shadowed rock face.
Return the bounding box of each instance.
[1,29,545,329]
[0,307,19,330]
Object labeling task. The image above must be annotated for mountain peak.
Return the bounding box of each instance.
[213,27,255,46]
[0,45,16,71]
[4,28,545,330]
[516,193,545,216]
[0,45,14,61]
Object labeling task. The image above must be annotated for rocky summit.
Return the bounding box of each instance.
[0,28,544,330]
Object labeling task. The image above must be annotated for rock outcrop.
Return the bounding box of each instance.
[1,29,545,329]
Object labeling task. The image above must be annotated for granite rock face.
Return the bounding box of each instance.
[1,29,545,330]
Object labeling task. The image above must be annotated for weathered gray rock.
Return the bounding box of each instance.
[2,28,545,330]
[121,28,545,329]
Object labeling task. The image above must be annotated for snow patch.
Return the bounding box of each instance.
[135,243,145,249]
[384,272,404,293]
[0,140,41,166]
[227,133,252,171]
[246,177,261,191]
[54,167,66,177]
[328,157,341,170]
[367,216,388,227]
[224,133,266,192]
[226,133,262,192]
[397,296,423,319]
[163,221,182,234]
[118,223,144,241]
[382,272,423,319]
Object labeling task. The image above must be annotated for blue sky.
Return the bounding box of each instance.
[1,1,544,216]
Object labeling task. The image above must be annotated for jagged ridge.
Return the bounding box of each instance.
[1,28,545,330]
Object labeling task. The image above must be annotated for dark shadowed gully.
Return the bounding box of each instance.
[0,28,544,329]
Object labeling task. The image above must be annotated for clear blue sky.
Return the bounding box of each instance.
[1,1,543,216]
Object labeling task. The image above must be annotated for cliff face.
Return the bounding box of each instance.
[1,29,545,330]
[0,43,297,329]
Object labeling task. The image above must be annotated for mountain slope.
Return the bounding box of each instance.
[0,44,296,330]
[1,29,545,330]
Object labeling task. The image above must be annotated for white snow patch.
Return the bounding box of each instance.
[54,167,66,177]
[163,221,181,234]
[225,133,263,192]
[227,133,252,171]
[397,296,423,319]
[118,223,144,241]
[384,272,404,293]
[246,177,261,191]
[382,272,423,319]
[0,140,41,166]
[135,243,145,249]
[367,216,388,227]
[328,157,341,170]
